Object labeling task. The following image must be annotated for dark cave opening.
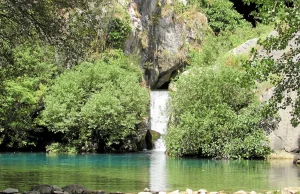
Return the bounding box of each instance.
[229,0,259,27]
[159,81,170,90]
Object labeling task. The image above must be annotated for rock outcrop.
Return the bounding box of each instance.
[125,0,207,88]
[232,31,300,155]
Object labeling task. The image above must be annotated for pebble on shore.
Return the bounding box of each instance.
[1,185,300,194]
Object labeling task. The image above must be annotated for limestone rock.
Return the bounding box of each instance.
[232,30,300,154]
[185,189,193,194]
[61,185,87,194]
[143,189,150,192]
[159,192,167,194]
[208,192,219,194]
[232,38,258,55]
[282,187,300,194]
[3,189,19,194]
[31,185,54,194]
[52,186,62,192]
[169,190,180,194]
[138,192,152,194]
[197,190,207,194]
[125,0,207,88]
[233,191,246,194]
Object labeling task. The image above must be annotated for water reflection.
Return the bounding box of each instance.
[269,160,300,189]
[150,151,168,191]
[0,153,299,193]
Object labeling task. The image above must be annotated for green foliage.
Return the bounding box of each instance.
[189,0,250,33]
[41,50,149,152]
[166,66,271,159]
[107,17,132,49]
[0,44,57,150]
[189,24,273,67]
[242,0,300,126]
[46,142,78,154]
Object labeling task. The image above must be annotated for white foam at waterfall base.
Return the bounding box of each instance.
[150,90,170,152]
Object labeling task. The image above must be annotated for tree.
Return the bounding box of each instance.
[243,0,300,126]
[166,65,270,159]
[0,44,58,150]
[41,50,149,153]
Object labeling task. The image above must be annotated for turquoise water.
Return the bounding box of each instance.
[0,151,299,193]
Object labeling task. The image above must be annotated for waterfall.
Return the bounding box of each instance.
[150,90,170,151]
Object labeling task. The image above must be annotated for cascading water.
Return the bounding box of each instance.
[150,90,170,151]
[149,90,170,191]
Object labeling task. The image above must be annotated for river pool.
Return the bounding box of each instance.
[0,151,299,192]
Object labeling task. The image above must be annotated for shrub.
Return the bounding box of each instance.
[166,66,271,159]
[41,50,149,153]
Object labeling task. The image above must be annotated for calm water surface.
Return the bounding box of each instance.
[0,151,299,192]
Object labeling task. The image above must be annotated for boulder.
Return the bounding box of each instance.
[185,189,193,194]
[2,189,19,194]
[233,191,246,194]
[169,190,179,194]
[282,187,300,194]
[52,186,62,192]
[137,192,151,194]
[197,190,207,194]
[61,185,87,194]
[31,185,53,194]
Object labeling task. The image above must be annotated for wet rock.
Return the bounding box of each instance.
[3,189,19,194]
[31,185,54,194]
[52,186,62,192]
[53,192,63,194]
[62,185,87,194]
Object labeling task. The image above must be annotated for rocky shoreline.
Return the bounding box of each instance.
[1,185,300,194]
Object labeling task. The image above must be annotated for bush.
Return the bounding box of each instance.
[166,66,271,159]
[0,44,57,150]
[189,0,250,33]
[41,50,149,153]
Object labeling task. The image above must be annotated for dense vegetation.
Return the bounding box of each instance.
[165,0,276,158]
[0,0,147,153]
[42,51,148,153]
[0,0,298,157]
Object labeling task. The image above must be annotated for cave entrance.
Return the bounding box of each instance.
[229,0,258,27]
[158,81,170,90]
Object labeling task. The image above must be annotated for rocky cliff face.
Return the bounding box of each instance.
[124,0,207,88]
[232,32,300,154]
